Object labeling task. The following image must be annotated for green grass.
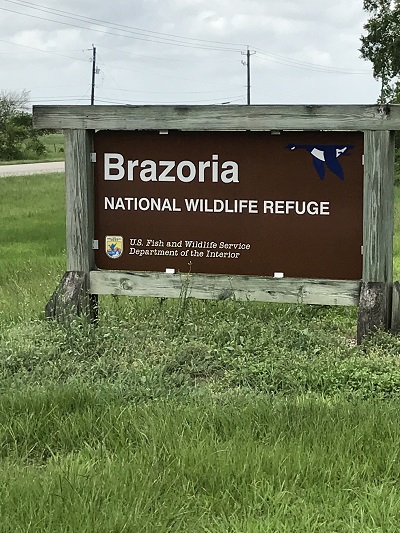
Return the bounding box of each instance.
[1,387,400,532]
[40,132,64,160]
[0,173,66,320]
[2,173,400,531]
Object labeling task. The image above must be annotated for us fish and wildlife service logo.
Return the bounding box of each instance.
[106,236,123,259]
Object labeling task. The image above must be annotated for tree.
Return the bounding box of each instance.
[361,2,400,184]
[0,90,46,161]
[360,0,400,102]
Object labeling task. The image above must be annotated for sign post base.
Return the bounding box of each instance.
[357,282,392,344]
[45,271,98,324]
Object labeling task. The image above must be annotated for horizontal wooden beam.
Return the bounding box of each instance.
[33,104,400,131]
[89,271,361,306]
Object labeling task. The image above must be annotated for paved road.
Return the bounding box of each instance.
[0,161,65,177]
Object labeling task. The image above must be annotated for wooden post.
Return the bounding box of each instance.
[357,130,395,342]
[45,271,87,320]
[46,129,97,321]
[357,282,392,343]
[391,281,400,334]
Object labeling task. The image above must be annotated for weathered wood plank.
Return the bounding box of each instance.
[357,282,392,343]
[363,131,395,283]
[65,129,94,272]
[89,271,361,306]
[391,281,400,334]
[358,131,394,340]
[33,104,400,131]
[62,130,97,320]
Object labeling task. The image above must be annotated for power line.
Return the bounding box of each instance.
[0,0,373,106]
[92,95,245,105]
[253,48,370,75]
[0,2,242,52]
[98,45,242,63]
[1,1,372,74]
[93,52,246,105]
[75,88,91,105]
[0,38,89,62]
[16,84,89,89]
[95,52,125,105]
[98,59,245,88]
[0,38,244,100]
[1,0,373,81]
[29,91,245,104]
[31,97,91,101]
[0,2,371,80]
[0,38,243,88]
[0,50,36,54]
[3,0,246,48]
[96,86,246,94]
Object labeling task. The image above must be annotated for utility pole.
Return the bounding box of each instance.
[242,47,255,105]
[246,47,251,105]
[91,44,96,105]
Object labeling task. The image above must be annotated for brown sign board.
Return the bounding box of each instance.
[93,130,363,280]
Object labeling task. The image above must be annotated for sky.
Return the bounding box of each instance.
[0,0,381,109]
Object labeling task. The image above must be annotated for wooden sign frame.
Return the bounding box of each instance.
[33,104,400,341]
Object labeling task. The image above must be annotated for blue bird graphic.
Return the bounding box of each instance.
[287,144,354,180]
[108,242,122,258]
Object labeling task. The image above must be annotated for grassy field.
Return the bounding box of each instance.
[2,389,400,532]
[40,132,64,160]
[0,173,65,321]
[1,173,400,531]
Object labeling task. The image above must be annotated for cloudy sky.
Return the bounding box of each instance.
[0,0,381,109]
